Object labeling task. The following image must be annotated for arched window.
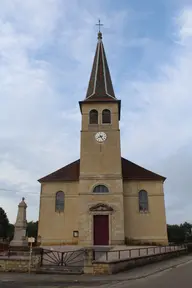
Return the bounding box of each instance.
[139,190,148,212]
[89,109,98,124]
[93,185,109,193]
[55,191,64,212]
[102,109,111,124]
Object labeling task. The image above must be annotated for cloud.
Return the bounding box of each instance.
[0,0,64,222]
[0,1,191,226]
[178,7,192,43]
[121,7,192,223]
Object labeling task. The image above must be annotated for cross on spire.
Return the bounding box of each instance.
[96,19,103,32]
[96,19,103,40]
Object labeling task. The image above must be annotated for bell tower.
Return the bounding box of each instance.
[78,30,125,246]
[79,31,122,178]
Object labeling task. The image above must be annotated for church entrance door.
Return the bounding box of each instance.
[93,215,109,245]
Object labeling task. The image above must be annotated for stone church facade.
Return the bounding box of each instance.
[38,32,168,246]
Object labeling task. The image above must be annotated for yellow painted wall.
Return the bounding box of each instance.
[78,178,124,246]
[38,182,79,245]
[38,102,168,247]
[38,179,168,246]
[80,102,122,176]
[123,180,168,245]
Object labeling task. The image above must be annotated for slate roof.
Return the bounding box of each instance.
[38,157,166,183]
[85,32,116,101]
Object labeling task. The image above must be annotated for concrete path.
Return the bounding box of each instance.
[0,254,192,287]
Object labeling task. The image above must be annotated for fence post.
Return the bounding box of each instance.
[8,248,10,258]
[84,248,93,274]
[106,251,108,261]
[40,249,44,267]
[92,249,95,260]
[61,252,64,266]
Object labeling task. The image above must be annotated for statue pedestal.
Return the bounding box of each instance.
[8,246,30,257]
[10,235,28,248]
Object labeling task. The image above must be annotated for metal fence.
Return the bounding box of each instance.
[93,244,187,262]
[0,243,188,264]
[40,248,85,267]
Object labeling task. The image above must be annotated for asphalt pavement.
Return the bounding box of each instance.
[97,259,192,287]
[0,255,192,287]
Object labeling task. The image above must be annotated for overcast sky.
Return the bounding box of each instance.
[0,0,192,225]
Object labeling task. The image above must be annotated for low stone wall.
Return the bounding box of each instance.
[0,255,41,273]
[92,248,187,275]
[0,258,29,272]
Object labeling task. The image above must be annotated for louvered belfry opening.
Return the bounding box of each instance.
[89,109,98,124]
[102,109,111,124]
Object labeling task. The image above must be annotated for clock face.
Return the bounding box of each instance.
[95,132,107,143]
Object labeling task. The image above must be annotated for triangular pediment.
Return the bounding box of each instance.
[89,203,114,212]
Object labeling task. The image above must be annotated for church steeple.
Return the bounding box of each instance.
[85,31,116,100]
[79,29,121,119]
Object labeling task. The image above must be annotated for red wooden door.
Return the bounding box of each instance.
[93,215,109,245]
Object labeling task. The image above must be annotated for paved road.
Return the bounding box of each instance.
[0,282,92,288]
[98,260,192,288]
[0,256,192,287]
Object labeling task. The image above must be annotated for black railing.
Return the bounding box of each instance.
[40,248,85,268]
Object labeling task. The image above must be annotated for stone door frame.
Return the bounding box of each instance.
[89,203,114,246]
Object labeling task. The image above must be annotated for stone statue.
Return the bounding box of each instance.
[10,197,28,247]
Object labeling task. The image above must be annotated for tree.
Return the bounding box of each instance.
[167,222,192,244]
[26,221,38,239]
[180,222,192,234]
[7,224,14,241]
[180,222,192,242]
[0,207,9,240]
[167,224,185,244]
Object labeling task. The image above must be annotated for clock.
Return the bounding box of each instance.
[95,132,107,143]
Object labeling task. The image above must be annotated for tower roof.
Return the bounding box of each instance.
[85,32,116,101]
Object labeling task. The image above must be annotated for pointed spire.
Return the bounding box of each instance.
[85,31,116,100]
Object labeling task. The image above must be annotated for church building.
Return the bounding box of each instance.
[38,31,168,246]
